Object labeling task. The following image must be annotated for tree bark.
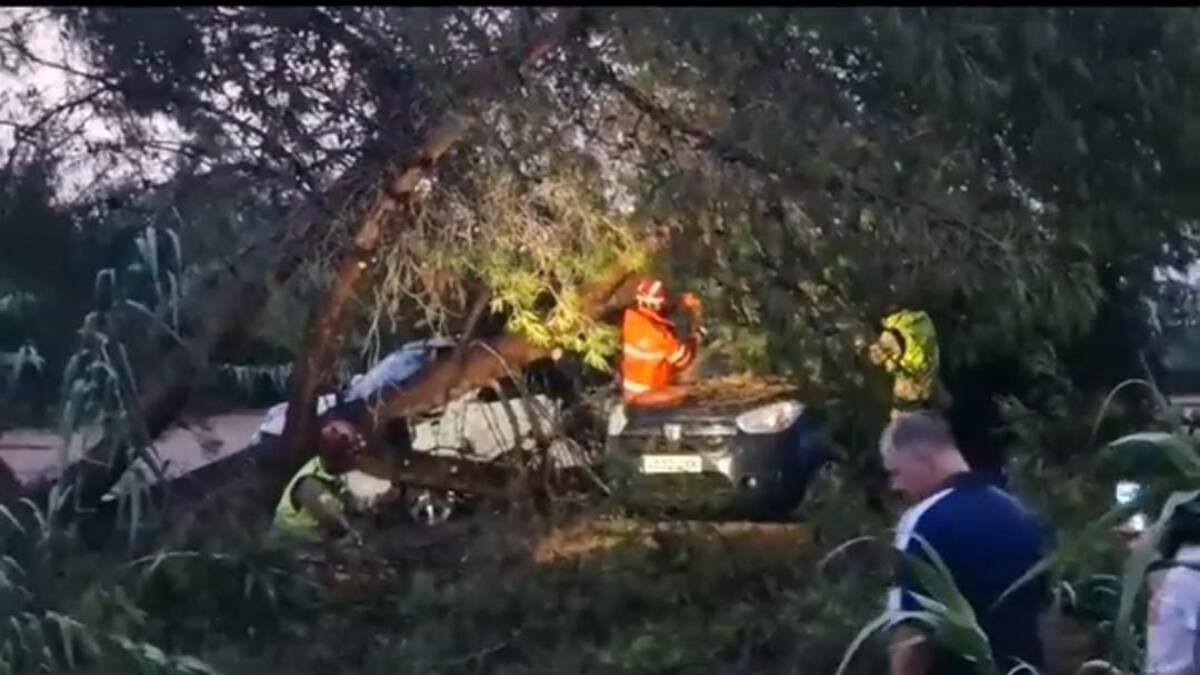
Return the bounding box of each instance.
[375,268,640,424]
[271,8,589,503]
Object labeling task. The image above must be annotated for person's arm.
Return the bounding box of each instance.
[889,624,934,675]
[664,330,698,371]
[292,477,354,539]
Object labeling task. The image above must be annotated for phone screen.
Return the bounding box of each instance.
[1115,481,1147,534]
[1115,480,1142,506]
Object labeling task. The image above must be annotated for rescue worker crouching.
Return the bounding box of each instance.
[273,407,374,544]
[619,277,706,404]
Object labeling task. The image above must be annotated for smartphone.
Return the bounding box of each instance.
[1115,480,1142,506]
[1115,480,1147,534]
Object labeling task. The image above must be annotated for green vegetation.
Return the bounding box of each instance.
[2,6,1200,674]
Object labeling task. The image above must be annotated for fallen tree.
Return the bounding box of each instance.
[271,7,592,502]
[92,261,640,537]
[20,8,594,519]
[375,269,639,424]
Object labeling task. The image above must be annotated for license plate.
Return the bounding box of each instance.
[641,454,703,474]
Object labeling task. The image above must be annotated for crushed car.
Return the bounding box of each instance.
[105,337,580,526]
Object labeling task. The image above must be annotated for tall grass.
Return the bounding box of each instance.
[0,497,217,674]
[0,225,228,674]
[55,226,188,545]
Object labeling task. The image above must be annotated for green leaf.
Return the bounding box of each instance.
[1097,431,1200,481]
[45,614,77,671]
[991,498,1135,613]
[836,609,933,675]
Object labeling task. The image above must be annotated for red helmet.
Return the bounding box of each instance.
[318,419,366,473]
[635,277,668,311]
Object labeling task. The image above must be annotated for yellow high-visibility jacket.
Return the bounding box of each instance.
[880,309,939,406]
[273,457,346,542]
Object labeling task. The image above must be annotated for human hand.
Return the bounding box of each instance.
[679,292,702,311]
[868,342,886,365]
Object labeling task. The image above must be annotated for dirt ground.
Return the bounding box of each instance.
[530,516,814,564]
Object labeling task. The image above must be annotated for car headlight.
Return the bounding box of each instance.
[607,403,628,436]
[735,400,803,434]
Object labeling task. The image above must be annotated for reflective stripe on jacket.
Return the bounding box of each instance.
[881,309,939,404]
[620,307,694,400]
[273,456,345,542]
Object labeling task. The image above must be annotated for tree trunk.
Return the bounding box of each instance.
[375,270,640,425]
[271,8,588,503]
[52,264,637,531]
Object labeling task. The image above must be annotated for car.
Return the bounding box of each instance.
[244,338,580,525]
[105,338,581,526]
[603,383,829,520]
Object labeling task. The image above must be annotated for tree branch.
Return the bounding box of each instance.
[374,268,638,425]
[583,49,1009,252]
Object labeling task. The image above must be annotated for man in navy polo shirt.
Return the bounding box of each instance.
[881,412,1050,675]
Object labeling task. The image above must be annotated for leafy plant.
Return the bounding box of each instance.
[938,382,1200,674]
[0,224,225,673]
[126,539,323,649]
[837,534,1000,675]
[367,159,649,371]
[0,499,216,675]
[0,344,44,397]
[55,226,188,546]
[0,292,37,320]
[216,363,294,401]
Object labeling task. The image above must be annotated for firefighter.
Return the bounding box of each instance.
[619,277,706,403]
[273,410,372,544]
[867,308,942,417]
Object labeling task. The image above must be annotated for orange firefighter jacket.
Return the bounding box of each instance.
[619,307,696,401]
